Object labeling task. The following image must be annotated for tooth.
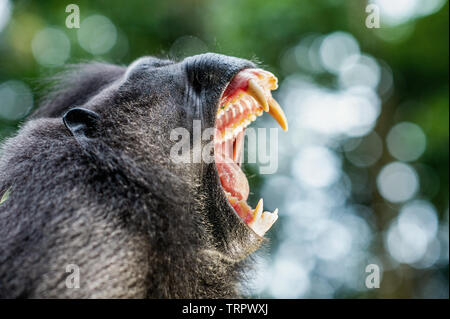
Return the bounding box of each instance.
[248,79,269,112]
[268,97,288,131]
[238,103,244,114]
[248,201,280,237]
[262,209,279,227]
[270,208,279,218]
[252,209,278,237]
[254,198,263,219]
[242,99,250,112]
[232,92,243,104]
[218,102,230,115]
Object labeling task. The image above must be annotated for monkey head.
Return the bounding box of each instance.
[0,53,288,298]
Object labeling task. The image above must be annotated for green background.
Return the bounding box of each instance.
[0,0,448,298]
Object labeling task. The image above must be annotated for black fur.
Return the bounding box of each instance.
[0,54,265,298]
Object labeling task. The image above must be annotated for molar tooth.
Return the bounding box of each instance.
[248,79,269,112]
[238,103,244,114]
[232,106,236,118]
[245,99,252,112]
[268,97,288,131]
[232,92,243,104]
[226,108,232,123]
[240,98,248,112]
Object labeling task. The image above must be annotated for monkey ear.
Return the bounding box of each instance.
[63,108,100,139]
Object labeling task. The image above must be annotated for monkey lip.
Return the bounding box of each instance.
[214,68,287,237]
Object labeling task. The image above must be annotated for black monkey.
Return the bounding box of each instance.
[0,54,286,298]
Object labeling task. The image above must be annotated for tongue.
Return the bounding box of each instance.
[216,154,249,201]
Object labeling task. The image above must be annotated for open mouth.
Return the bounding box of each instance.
[214,68,288,237]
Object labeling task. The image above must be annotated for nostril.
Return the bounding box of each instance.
[184,53,256,94]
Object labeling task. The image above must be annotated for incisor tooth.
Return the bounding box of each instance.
[268,97,288,131]
[262,209,279,227]
[249,205,279,237]
[248,79,269,112]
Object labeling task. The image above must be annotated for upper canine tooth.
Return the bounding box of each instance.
[248,79,269,112]
[268,97,288,131]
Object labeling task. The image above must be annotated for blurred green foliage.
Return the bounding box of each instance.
[0,0,448,298]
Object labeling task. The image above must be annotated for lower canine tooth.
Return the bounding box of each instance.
[252,198,264,221]
[255,198,263,212]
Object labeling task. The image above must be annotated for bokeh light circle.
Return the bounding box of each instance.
[0,80,33,121]
[31,27,70,67]
[398,200,438,243]
[319,31,360,74]
[339,54,381,89]
[386,200,439,265]
[292,146,341,188]
[386,122,426,162]
[0,0,12,32]
[77,15,117,55]
[386,220,428,264]
[377,162,419,203]
[373,0,447,26]
[313,220,352,261]
[269,258,310,298]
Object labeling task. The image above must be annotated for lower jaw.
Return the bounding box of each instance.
[214,135,278,237]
